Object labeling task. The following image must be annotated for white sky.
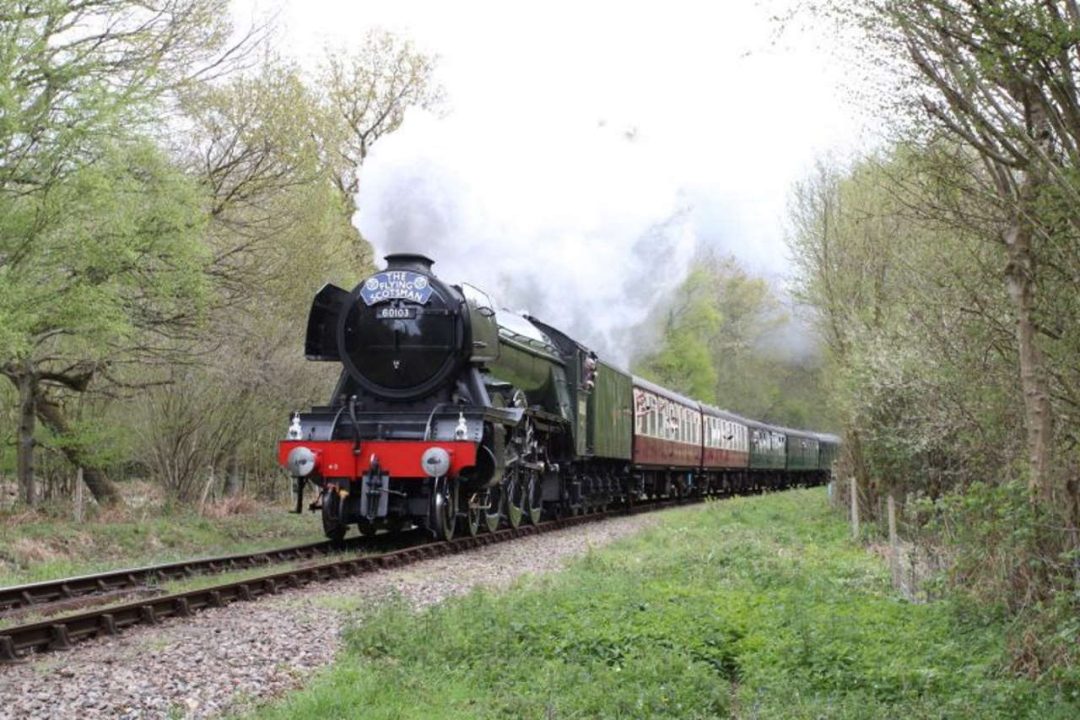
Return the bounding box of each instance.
[235,0,869,359]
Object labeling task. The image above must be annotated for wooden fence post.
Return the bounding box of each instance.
[850,477,859,539]
[74,467,84,523]
[887,494,899,588]
[198,465,216,515]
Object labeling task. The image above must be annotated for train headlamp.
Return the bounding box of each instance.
[421,447,451,477]
[286,446,317,477]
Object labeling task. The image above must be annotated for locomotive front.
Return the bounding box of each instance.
[328,254,469,400]
[277,254,487,540]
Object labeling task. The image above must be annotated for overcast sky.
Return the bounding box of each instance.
[235,0,869,359]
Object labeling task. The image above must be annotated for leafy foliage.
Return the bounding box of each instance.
[788,140,1080,677]
[1,139,209,367]
[0,6,440,505]
[634,251,835,429]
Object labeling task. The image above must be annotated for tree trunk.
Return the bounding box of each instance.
[224,452,241,498]
[1004,213,1054,504]
[847,428,872,489]
[35,394,125,507]
[15,369,37,507]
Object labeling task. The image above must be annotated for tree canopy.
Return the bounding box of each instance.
[634,251,833,430]
[0,4,440,506]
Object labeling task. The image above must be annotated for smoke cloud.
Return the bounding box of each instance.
[357,113,698,367]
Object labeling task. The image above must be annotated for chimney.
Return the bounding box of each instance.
[384,253,435,275]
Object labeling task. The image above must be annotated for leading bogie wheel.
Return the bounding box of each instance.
[322,489,347,544]
[431,476,458,541]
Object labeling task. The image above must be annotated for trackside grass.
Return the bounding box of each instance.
[0,499,322,587]
[239,489,1078,719]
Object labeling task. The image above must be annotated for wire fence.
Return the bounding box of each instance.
[830,477,949,602]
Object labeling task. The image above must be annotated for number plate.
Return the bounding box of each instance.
[376,306,417,320]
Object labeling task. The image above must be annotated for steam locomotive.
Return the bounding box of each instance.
[278,254,839,541]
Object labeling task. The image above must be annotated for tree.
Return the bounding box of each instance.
[143,57,365,501]
[320,29,443,219]
[636,266,722,400]
[634,250,829,428]
[0,0,240,506]
[789,143,1045,503]
[867,0,1080,506]
[1,140,209,506]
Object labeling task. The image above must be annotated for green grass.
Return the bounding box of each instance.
[238,489,1079,719]
[0,499,324,587]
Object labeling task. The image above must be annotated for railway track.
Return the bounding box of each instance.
[0,499,682,664]
[0,530,425,619]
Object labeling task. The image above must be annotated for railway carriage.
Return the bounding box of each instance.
[748,421,786,467]
[631,379,703,497]
[785,429,820,472]
[699,404,751,493]
[278,254,839,541]
[816,433,841,482]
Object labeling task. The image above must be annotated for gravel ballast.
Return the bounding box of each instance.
[0,512,662,719]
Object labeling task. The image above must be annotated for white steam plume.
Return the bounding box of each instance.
[356,112,698,367]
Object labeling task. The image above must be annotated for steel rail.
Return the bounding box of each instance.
[0,500,682,664]
[0,530,425,615]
